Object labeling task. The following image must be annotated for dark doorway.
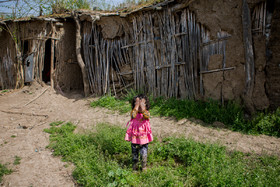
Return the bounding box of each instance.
[43,39,51,83]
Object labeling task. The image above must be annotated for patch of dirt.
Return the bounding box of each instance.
[0,83,279,186]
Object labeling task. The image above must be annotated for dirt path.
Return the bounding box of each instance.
[0,83,279,186]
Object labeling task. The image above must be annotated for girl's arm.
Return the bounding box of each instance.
[131,98,140,119]
[140,99,150,119]
[142,110,150,119]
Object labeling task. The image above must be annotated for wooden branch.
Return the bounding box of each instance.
[155,62,186,69]
[201,36,231,46]
[173,32,188,37]
[121,40,153,49]
[73,12,90,96]
[23,87,49,106]
[116,82,134,93]
[200,67,236,74]
[0,110,48,117]
[22,37,59,40]
[118,71,133,75]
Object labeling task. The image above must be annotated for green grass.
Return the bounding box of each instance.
[44,122,280,187]
[90,91,280,137]
[0,163,12,183]
[13,156,21,165]
[1,90,9,93]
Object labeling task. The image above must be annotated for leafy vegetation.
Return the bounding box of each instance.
[13,156,21,165]
[90,90,280,137]
[0,89,9,93]
[112,0,164,11]
[0,0,165,19]
[0,0,92,19]
[0,163,12,183]
[44,121,280,187]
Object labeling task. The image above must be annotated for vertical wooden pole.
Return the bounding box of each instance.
[50,22,55,88]
[242,0,255,97]
[242,0,255,113]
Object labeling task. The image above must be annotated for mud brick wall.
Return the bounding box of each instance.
[266,0,280,109]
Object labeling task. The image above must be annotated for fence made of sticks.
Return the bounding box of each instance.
[82,7,233,100]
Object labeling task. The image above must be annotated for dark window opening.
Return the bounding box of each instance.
[23,40,29,55]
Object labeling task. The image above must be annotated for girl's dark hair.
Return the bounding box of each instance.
[131,94,150,110]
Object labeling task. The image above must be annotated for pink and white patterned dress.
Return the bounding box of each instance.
[125,112,153,145]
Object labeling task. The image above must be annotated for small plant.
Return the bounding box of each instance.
[1,90,9,93]
[0,163,12,183]
[11,135,16,138]
[13,156,21,165]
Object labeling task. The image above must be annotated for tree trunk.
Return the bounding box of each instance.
[73,12,90,96]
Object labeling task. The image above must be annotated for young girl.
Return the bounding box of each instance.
[125,94,153,171]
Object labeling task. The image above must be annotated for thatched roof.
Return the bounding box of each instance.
[0,0,196,24]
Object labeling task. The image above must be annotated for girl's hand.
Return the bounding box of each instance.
[134,97,140,110]
[140,99,146,111]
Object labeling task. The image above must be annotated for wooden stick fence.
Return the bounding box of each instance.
[82,7,233,100]
[252,1,267,35]
[82,22,133,95]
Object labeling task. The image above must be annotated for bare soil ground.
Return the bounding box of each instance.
[0,83,279,186]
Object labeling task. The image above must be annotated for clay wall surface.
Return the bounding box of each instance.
[189,0,270,110]
[189,0,245,101]
[266,0,280,109]
[55,20,83,92]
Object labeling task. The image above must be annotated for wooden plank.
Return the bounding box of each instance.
[242,0,255,97]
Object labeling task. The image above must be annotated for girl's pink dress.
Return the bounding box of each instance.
[125,113,153,145]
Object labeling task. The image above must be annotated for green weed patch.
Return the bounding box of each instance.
[45,122,280,187]
[13,156,21,165]
[0,163,12,183]
[90,93,280,137]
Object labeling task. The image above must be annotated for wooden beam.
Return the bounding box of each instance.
[155,62,186,69]
[201,35,231,46]
[200,67,235,74]
[22,37,60,41]
[173,32,188,37]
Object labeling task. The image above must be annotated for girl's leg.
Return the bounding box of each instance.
[131,143,139,170]
[140,144,148,170]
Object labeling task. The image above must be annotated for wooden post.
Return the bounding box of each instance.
[50,22,55,88]
[242,0,255,97]
[242,0,255,113]
[73,12,90,96]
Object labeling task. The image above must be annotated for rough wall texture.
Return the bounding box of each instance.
[189,0,245,102]
[189,0,272,110]
[266,0,280,110]
[253,35,270,110]
[55,21,83,92]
